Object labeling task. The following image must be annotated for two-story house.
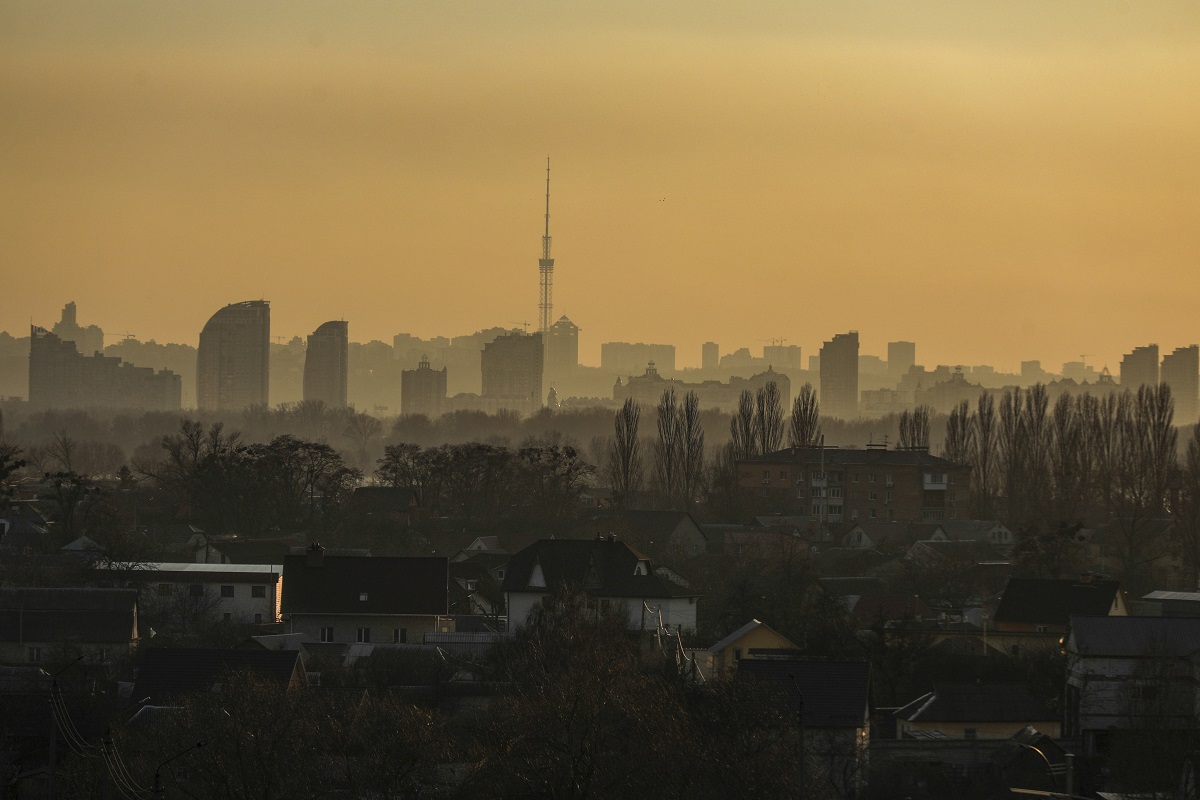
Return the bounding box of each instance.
[0,587,138,665]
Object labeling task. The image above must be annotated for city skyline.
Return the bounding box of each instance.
[4,2,1199,373]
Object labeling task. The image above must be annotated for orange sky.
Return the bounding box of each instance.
[3,2,1199,373]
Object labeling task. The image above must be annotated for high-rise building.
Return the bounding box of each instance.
[197,301,270,412]
[29,326,181,410]
[702,342,719,371]
[820,331,859,419]
[763,344,802,369]
[1120,344,1160,390]
[303,321,348,408]
[401,355,447,418]
[482,332,543,415]
[544,315,579,379]
[51,301,105,357]
[887,341,916,381]
[1162,345,1199,424]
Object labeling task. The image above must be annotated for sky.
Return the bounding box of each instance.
[3,2,1199,374]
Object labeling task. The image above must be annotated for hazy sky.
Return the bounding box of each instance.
[3,2,1199,373]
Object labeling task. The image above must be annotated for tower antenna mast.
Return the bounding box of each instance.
[538,157,555,333]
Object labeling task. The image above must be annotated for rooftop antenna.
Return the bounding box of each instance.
[538,157,555,334]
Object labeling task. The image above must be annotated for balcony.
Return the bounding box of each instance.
[923,476,948,490]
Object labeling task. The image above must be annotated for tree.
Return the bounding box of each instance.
[972,391,999,519]
[680,391,706,507]
[609,398,644,506]
[1171,424,1200,588]
[730,390,757,461]
[788,382,821,448]
[655,389,683,506]
[342,410,384,469]
[898,405,931,451]
[755,382,784,455]
[942,400,975,466]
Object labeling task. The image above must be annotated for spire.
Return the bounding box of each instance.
[538,157,555,333]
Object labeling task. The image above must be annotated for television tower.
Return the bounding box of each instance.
[538,157,554,334]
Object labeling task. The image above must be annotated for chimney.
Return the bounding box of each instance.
[306,542,325,567]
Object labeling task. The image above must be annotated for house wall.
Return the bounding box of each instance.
[288,613,451,644]
[711,627,798,678]
[898,718,1061,740]
[146,572,282,624]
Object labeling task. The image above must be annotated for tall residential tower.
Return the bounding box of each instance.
[197,300,270,412]
[303,320,349,408]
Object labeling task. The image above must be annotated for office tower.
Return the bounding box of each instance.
[544,315,579,377]
[820,331,859,419]
[887,341,916,380]
[702,342,719,371]
[401,355,448,418]
[482,332,543,415]
[1120,344,1160,390]
[1162,345,1199,424]
[197,300,270,412]
[303,320,348,408]
[51,301,105,357]
[29,326,181,411]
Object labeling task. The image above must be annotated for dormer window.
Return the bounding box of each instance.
[634,560,649,576]
[359,592,368,601]
[529,561,546,588]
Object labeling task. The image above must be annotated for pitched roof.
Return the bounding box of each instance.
[131,648,304,705]
[0,588,137,644]
[502,538,697,599]
[707,619,796,655]
[610,510,699,541]
[1068,615,1200,658]
[895,682,1056,724]
[994,578,1122,626]
[281,554,448,615]
[736,658,871,728]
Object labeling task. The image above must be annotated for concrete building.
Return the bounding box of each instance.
[197,300,270,412]
[50,301,104,357]
[702,341,719,370]
[820,331,859,419]
[543,315,579,395]
[888,341,916,381]
[1120,344,1160,390]
[763,344,802,369]
[28,326,181,411]
[481,332,543,416]
[1161,345,1199,424]
[303,320,348,408]
[614,363,790,413]
[400,355,447,418]
[122,563,283,626]
[601,341,676,375]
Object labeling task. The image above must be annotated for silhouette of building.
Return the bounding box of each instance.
[28,326,181,410]
[401,355,447,418]
[303,321,348,408]
[1120,344,1159,390]
[702,342,719,371]
[763,344,802,369]
[481,332,543,415]
[602,342,676,375]
[197,301,270,412]
[51,301,104,357]
[1162,345,1199,424]
[544,315,579,377]
[614,362,789,413]
[820,331,859,419]
[887,341,915,381]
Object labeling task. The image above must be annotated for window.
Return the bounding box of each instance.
[811,504,823,516]
[253,613,263,624]
[251,585,266,598]
[1036,625,1048,633]
[828,504,843,516]
[393,628,407,644]
[220,585,234,598]
[885,490,894,501]
[869,473,876,483]
[868,491,878,501]
[869,509,877,519]
[320,626,334,643]
[779,470,788,480]
[223,613,232,623]
[885,473,894,486]
[359,592,369,602]
[733,648,742,661]
[189,584,204,597]
[853,473,859,482]
[357,627,371,643]
[762,470,770,481]
[829,487,843,498]
[158,583,172,596]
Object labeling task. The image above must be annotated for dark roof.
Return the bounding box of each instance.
[910,540,1008,563]
[741,447,963,469]
[609,510,699,541]
[736,658,871,728]
[502,538,697,599]
[281,553,448,615]
[131,648,304,705]
[0,588,137,644]
[895,682,1056,724]
[210,538,303,565]
[1068,615,1200,657]
[994,578,1121,626]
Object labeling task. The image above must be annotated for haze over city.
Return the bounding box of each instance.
[4,2,1200,372]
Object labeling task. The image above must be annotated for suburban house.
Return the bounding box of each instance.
[894,682,1061,739]
[939,520,1015,553]
[131,647,307,705]
[106,562,283,625]
[991,576,1127,656]
[281,545,452,645]
[688,619,799,680]
[502,536,700,633]
[0,587,138,665]
[1065,615,1200,756]
[839,522,946,553]
[737,658,872,799]
[602,510,709,562]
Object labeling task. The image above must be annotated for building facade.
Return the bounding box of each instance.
[888,341,916,381]
[1161,345,1199,425]
[400,355,447,418]
[303,320,348,408]
[197,300,270,411]
[1120,344,1160,390]
[820,331,860,419]
[613,363,790,413]
[28,326,181,411]
[481,332,543,416]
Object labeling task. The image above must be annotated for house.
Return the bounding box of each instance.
[939,520,1015,553]
[585,510,709,563]
[737,658,872,799]
[104,562,283,626]
[840,521,946,553]
[131,647,307,705]
[1065,615,1200,756]
[689,619,799,680]
[904,539,1009,569]
[0,502,51,553]
[991,576,1127,656]
[502,536,700,633]
[894,682,1061,739]
[0,587,138,665]
[281,544,451,645]
[448,559,505,618]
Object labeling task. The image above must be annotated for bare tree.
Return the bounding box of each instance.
[942,400,975,466]
[730,390,756,461]
[654,389,683,506]
[788,383,821,448]
[754,382,784,455]
[608,398,644,506]
[1171,424,1200,588]
[971,391,999,519]
[680,391,706,507]
[898,406,931,451]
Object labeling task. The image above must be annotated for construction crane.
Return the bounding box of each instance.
[510,321,532,333]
